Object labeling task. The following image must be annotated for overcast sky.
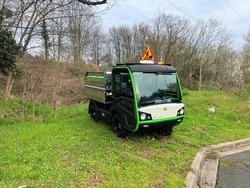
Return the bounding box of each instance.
[98,0,250,50]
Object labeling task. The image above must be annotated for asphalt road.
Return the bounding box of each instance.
[216,150,250,188]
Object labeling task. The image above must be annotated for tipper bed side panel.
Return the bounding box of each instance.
[84,72,112,104]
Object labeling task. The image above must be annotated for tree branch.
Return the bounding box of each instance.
[76,0,107,5]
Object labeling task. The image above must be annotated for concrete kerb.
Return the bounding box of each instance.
[185,138,250,188]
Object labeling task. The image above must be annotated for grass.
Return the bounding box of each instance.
[0,89,249,187]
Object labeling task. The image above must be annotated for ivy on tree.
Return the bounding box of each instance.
[0,29,21,75]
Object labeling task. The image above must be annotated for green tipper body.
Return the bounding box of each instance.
[84,72,112,104]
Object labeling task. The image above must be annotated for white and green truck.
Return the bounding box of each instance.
[84,63,184,138]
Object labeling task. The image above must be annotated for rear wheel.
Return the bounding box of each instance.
[112,114,129,138]
[89,103,98,122]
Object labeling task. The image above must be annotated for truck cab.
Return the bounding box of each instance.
[84,63,184,138]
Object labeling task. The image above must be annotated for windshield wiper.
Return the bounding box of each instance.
[155,99,163,104]
[139,97,156,107]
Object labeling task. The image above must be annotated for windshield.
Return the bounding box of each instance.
[133,72,182,106]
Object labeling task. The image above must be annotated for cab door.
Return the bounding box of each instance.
[112,68,137,131]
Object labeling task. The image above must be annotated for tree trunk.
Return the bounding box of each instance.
[199,60,203,91]
[3,74,14,102]
[57,29,62,62]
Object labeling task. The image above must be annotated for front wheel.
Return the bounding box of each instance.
[158,126,173,136]
[112,114,129,138]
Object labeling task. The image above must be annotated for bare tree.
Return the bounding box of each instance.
[151,14,190,66]
[131,23,151,61]
[108,27,122,64]
[108,23,151,64]
[89,25,106,65]
[106,14,238,91]
[2,0,74,102]
[212,45,242,89]
[242,31,250,85]
[41,17,51,61]
[65,3,100,62]
[196,19,230,90]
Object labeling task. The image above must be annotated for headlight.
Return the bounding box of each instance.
[177,107,184,116]
[140,113,146,120]
[179,108,184,115]
[139,111,152,121]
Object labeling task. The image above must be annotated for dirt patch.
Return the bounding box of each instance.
[86,175,104,187]
[142,149,153,158]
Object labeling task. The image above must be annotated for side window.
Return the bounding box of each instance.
[113,72,121,97]
[112,69,133,98]
[120,73,133,98]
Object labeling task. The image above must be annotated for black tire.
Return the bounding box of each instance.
[89,103,98,122]
[112,114,129,138]
[158,126,173,136]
